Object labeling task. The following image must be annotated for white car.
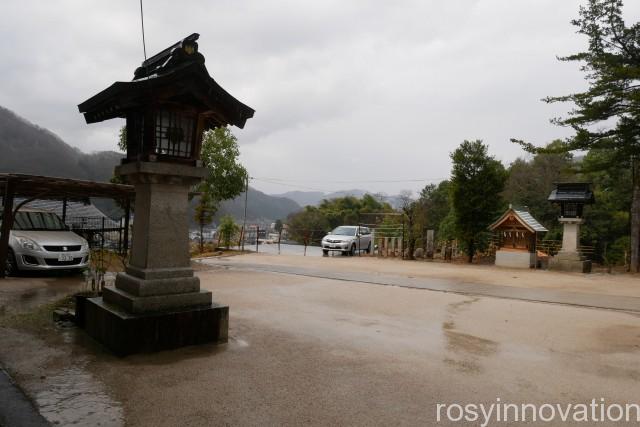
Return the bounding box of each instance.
[3,209,90,275]
[321,226,372,256]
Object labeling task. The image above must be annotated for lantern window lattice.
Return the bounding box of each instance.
[154,111,195,158]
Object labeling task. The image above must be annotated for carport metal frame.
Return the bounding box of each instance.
[0,174,134,278]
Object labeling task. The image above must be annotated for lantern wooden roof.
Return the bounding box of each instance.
[77,33,254,129]
[548,182,594,204]
[489,206,548,234]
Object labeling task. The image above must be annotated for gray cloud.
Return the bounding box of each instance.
[1,0,638,196]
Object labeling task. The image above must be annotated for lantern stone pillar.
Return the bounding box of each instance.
[550,218,591,273]
[559,218,582,254]
[83,162,230,356]
[102,162,212,314]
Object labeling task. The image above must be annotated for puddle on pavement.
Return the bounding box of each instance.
[446,297,479,315]
[35,364,123,427]
[443,328,498,356]
[30,328,124,426]
[442,297,497,374]
[593,324,640,354]
[443,357,481,374]
[0,320,124,426]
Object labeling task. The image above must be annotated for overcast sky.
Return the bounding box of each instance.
[1,1,639,197]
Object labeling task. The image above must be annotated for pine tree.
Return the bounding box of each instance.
[513,0,640,271]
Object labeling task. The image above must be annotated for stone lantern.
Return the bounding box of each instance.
[77,34,254,355]
[548,183,595,273]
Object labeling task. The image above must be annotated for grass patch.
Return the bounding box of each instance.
[0,294,75,333]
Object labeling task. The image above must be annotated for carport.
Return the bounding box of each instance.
[0,174,134,278]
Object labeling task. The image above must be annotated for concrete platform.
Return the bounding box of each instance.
[83,297,228,356]
[495,250,535,269]
[550,251,592,273]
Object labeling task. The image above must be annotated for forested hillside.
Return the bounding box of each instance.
[0,106,121,182]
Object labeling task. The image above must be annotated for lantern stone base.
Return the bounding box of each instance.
[549,251,592,273]
[104,267,213,314]
[80,267,230,355]
[82,296,228,356]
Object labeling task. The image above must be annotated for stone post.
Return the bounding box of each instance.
[426,229,434,259]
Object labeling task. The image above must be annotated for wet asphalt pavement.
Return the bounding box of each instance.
[1,255,639,426]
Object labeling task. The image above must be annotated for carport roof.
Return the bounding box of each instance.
[0,174,134,203]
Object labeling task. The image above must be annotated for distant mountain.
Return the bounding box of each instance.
[190,187,301,227]
[0,106,301,223]
[270,191,326,207]
[274,189,369,207]
[0,106,122,182]
[272,188,404,208]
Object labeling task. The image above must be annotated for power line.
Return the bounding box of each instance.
[139,0,147,60]
[251,178,327,192]
[252,176,448,185]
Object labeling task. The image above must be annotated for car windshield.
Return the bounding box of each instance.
[331,226,357,236]
[12,211,67,231]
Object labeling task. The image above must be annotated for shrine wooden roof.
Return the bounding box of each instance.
[489,207,548,234]
[77,33,254,129]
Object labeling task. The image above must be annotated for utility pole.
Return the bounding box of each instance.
[241,175,249,251]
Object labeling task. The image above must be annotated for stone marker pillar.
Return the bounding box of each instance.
[426,229,434,258]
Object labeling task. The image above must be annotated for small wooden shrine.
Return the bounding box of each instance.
[489,205,547,269]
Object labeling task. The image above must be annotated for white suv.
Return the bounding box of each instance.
[3,209,90,275]
[321,226,372,256]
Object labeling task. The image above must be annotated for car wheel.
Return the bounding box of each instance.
[5,249,17,277]
[365,242,371,254]
[349,244,356,256]
[322,249,329,256]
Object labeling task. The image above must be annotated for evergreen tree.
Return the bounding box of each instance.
[198,127,248,206]
[218,215,239,249]
[450,140,507,262]
[194,192,217,253]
